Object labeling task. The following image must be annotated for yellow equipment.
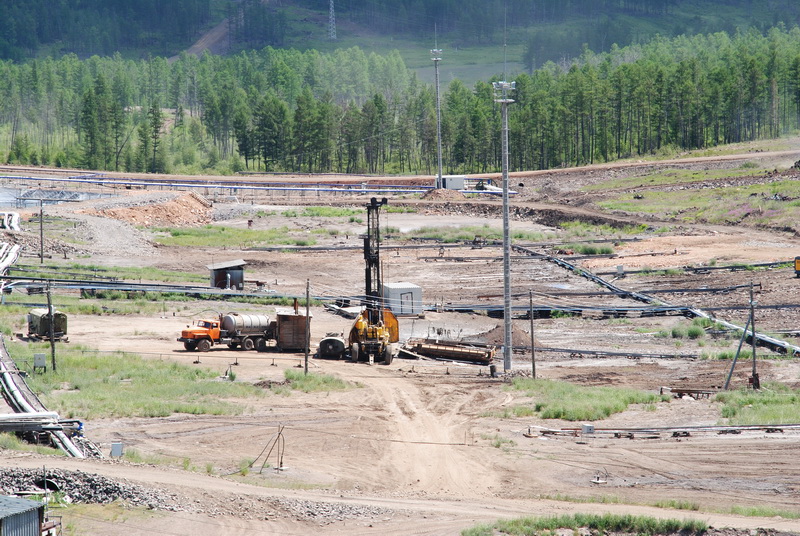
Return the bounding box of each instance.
[347,197,399,364]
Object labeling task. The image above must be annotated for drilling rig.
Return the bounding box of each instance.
[347,197,399,364]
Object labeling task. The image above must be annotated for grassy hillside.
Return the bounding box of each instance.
[241,0,800,85]
[2,1,799,87]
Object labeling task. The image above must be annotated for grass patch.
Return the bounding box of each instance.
[584,166,767,192]
[151,225,316,247]
[16,344,264,419]
[481,433,516,450]
[462,513,708,536]
[385,206,417,213]
[714,383,800,424]
[123,448,172,466]
[482,406,537,419]
[401,224,550,243]
[0,432,66,456]
[597,179,800,228]
[671,326,687,339]
[282,206,361,218]
[559,221,648,237]
[655,499,700,511]
[541,493,621,504]
[687,325,705,339]
[726,505,800,519]
[9,262,206,284]
[509,379,667,421]
[556,243,614,255]
[278,368,351,393]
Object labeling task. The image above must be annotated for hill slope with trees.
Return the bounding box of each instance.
[3,26,800,176]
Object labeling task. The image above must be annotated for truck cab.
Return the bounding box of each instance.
[178,319,220,351]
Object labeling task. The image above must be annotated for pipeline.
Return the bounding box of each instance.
[513,245,800,356]
[0,336,86,458]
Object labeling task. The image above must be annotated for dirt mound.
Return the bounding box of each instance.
[81,193,212,228]
[422,188,466,201]
[468,323,540,347]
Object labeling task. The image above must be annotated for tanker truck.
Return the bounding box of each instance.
[178,312,275,352]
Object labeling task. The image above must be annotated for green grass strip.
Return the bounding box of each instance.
[151,225,316,247]
[714,383,800,424]
[510,378,667,421]
[462,513,708,536]
[15,344,264,419]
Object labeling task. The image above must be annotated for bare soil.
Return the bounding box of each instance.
[3,154,800,535]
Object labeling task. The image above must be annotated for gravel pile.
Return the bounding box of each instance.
[0,468,397,524]
[87,191,182,211]
[0,468,184,511]
[276,498,391,524]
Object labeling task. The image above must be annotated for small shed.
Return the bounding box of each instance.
[274,307,312,351]
[442,175,466,190]
[0,496,44,536]
[207,259,246,290]
[383,282,423,316]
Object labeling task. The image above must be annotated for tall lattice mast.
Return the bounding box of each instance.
[328,0,337,40]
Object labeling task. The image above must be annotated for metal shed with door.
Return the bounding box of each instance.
[382,282,423,316]
[273,307,312,351]
[0,496,44,536]
[207,259,246,290]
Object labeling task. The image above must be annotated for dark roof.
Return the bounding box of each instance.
[0,495,42,518]
[206,259,247,271]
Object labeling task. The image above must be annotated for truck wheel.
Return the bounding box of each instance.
[241,337,254,351]
[197,339,211,352]
[254,337,265,352]
[350,343,359,362]
[183,341,198,351]
[227,342,239,349]
[382,345,393,365]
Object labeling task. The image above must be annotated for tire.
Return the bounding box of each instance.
[227,342,239,349]
[382,345,393,365]
[241,337,254,351]
[254,337,265,352]
[197,339,211,352]
[350,343,359,362]
[183,341,198,351]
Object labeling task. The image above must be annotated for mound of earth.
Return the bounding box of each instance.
[80,192,212,228]
[422,188,466,200]
[468,323,539,347]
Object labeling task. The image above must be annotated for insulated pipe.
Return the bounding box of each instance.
[0,341,85,458]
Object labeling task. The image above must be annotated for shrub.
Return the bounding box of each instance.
[687,325,704,339]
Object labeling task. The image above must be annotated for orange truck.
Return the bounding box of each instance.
[178,313,274,352]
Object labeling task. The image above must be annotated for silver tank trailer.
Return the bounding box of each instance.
[221,313,272,335]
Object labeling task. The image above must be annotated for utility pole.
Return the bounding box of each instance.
[304,279,310,375]
[529,290,535,378]
[431,45,443,190]
[493,79,515,372]
[39,200,44,264]
[749,282,759,389]
[46,281,56,372]
[328,0,336,40]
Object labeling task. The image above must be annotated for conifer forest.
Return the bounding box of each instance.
[2,2,800,177]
